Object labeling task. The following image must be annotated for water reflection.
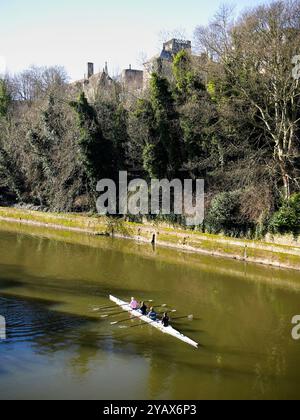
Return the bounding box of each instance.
[1,225,300,399]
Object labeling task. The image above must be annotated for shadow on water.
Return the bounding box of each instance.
[0,268,145,302]
[0,295,96,346]
[2,226,300,399]
[0,290,183,355]
[0,290,202,394]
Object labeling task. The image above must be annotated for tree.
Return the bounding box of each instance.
[172,50,219,176]
[136,73,183,179]
[0,79,11,117]
[0,144,26,200]
[173,50,206,102]
[205,191,253,236]
[195,1,300,199]
[95,99,129,172]
[70,92,114,188]
[270,193,300,234]
[12,66,68,102]
[112,105,129,171]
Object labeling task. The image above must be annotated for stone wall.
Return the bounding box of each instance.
[121,68,143,91]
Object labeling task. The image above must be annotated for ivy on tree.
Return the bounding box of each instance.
[70,92,114,186]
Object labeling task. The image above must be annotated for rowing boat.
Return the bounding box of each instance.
[109,295,198,349]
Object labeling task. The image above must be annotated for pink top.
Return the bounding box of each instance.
[130,300,139,310]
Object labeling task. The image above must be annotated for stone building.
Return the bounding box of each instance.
[121,65,143,92]
[120,39,193,91]
[71,62,114,102]
[72,39,194,96]
[143,38,192,88]
[162,39,192,57]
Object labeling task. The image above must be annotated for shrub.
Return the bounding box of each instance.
[205,191,242,235]
[270,193,300,234]
[0,79,11,117]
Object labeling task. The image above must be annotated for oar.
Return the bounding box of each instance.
[172,315,194,321]
[100,309,132,318]
[121,314,193,330]
[90,304,116,312]
[101,303,168,319]
[110,310,177,326]
[90,299,155,312]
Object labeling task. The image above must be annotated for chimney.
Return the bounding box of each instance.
[87,62,94,79]
[104,62,108,74]
[129,64,132,70]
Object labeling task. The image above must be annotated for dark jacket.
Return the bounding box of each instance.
[140,305,147,316]
[162,316,170,327]
[148,311,157,321]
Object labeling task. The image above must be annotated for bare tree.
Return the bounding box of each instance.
[194,4,235,60]
[194,1,300,198]
[11,66,68,102]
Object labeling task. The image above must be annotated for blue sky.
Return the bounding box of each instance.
[0,0,266,81]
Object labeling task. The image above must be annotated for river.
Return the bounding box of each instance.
[0,221,300,400]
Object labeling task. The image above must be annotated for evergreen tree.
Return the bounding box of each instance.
[173,50,205,102]
[0,79,11,117]
[110,104,128,171]
[70,92,114,186]
[137,73,183,179]
[0,145,25,200]
[173,51,219,174]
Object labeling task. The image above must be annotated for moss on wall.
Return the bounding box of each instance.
[1,206,300,271]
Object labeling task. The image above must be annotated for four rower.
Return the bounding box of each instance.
[129,299,171,327]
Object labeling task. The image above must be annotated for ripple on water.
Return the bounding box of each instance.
[0,296,87,345]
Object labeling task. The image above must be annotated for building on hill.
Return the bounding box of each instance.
[143,38,193,88]
[120,39,194,91]
[71,62,114,102]
[121,65,143,92]
[163,39,192,56]
[71,39,196,97]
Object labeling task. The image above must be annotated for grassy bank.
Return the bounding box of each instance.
[0,206,300,271]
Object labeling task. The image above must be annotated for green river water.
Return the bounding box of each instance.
[0,221,300,400]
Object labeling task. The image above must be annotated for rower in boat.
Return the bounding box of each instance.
[130,297,139,310]
[109,295,199,348]
[161,312,170,328]
[139,301,148,316]
[148,307,157,321]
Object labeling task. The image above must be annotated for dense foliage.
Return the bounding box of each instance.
[0,1,300,237]
[270,194,300,235]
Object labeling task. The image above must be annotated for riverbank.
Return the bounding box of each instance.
[0,206,300,271]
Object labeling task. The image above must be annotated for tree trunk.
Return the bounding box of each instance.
[279,159,291,200]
